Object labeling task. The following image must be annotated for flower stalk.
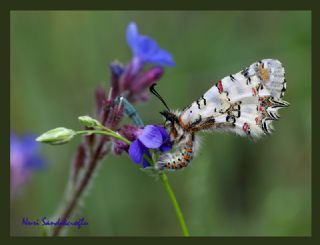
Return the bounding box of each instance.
[159,173,189,236]
[38,22,187,236]
[45,127,189,236]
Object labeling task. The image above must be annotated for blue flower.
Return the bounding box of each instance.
[10,132,46,195]
[126,22,175,67]
[128,125,172,168]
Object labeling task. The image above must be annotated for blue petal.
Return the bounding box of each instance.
[125,22,175,67]
[10,133,20,151]
[136,36,158,57]
[21,135,40,155]
[145,48,176,67]
[142,150,152,168]
[10,133,46,171]
[126,22,139,50]
[138,125,163,149]
[22,135,46,169]
[129,140,144,164]
[159,141,172,153]
[155,126,172,152]
[156,126,169,141]
[25,155,46,170]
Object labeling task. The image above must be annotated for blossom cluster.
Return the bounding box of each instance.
[13,22,176,197]
[75,22,175,173]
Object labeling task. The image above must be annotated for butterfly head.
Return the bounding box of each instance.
[150,84,184,141]
[160,110,178,124]
[160,110,185,143]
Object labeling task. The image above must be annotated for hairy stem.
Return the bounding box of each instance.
[51,139,105,236]
[159,173,190,236]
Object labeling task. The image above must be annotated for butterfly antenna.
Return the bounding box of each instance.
[150,83,170,111]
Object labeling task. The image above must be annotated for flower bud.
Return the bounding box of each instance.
[78,116,103,129]
[110,61,125,78]
[110,61,125,99]
[112,139,129,155]
[120,125,142,141]
[132,66,164,94]
[95,85,107,116]
[36,127,76,145]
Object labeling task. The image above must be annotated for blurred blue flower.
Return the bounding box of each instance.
[10,132,46,196]
[128,125,172,168]
[126,22,175,67]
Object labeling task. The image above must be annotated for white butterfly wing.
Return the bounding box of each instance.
[180,59,289,138]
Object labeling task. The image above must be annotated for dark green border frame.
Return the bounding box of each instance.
[1,0,318,243]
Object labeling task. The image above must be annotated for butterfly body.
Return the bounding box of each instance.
[156,59,289,171]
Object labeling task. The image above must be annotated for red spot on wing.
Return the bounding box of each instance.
[216,80,223,93]
[243,122,250,134]
[252,88,257,96]
[255,117,260,125]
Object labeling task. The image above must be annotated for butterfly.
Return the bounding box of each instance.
[151,59,289,171]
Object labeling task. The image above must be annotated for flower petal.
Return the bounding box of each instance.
[156,126,169,140]
[138,125,162,149]
[159,141,172,153]
[154,126,172,152]
[150,49,176,67]
[142,150,152,168]
[112,139,129,155]
[128,140,144,164]
[125,22,175,67]
[136,36,158,57]
[21,135,40,155]
[126,22,139,51]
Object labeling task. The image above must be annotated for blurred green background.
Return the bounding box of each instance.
[10,11,311,236]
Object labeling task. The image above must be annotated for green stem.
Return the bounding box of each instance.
[144,151,189,236]
[159,173,190,236]
[76,130,131,145]
[76,129,189,236]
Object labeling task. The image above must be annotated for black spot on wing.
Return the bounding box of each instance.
[202,95,206,106]
[241,67,249,77]
[229,74,236,82]
[196,100,201,109]
[226,115,236,124]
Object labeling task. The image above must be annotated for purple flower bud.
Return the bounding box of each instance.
[120,57,143,92]
[111,125,142,156]
[112,139,129,155]
[110,62,125,99]
[128,91,150,103]
[110,62,125,78]
[106,104,124,129]
[95,85,107,116]
[100,99,113,125]
[119,125,143,141]
[72,143,86,183]
[132,66,164,93]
